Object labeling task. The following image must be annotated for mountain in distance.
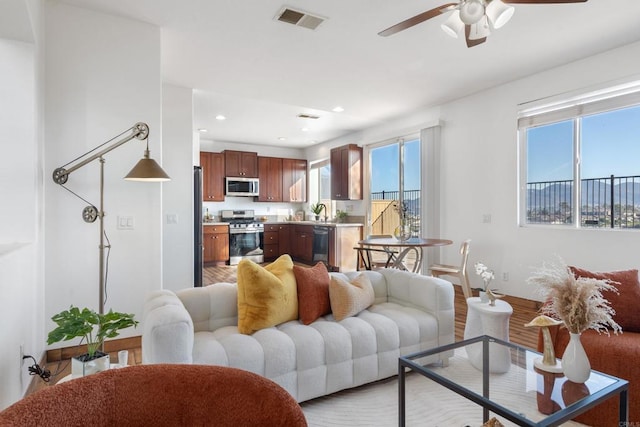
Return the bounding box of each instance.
[528,180,640,209]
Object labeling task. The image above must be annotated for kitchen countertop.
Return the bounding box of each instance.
[265,221,363,227]
[203,221,363,227]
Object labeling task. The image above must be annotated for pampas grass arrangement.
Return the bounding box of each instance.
[527,257,622,335]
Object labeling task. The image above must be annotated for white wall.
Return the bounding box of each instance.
[437,41,640,300]
[308,42,640,300]
[44,3,162,343]
[0,0,44,410]
[162,84,194,291]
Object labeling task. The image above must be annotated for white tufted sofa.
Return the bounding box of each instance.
[142,268,455,403]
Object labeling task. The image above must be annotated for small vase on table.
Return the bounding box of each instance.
[562,332,591,383]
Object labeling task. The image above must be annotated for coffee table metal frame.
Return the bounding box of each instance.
[398,335,628,427]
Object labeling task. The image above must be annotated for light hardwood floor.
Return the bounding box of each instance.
[28,266,541,396]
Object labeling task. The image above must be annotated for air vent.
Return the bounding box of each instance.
[297,113,320,120]
[275,7,325,31]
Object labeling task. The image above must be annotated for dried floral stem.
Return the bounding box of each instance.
[527,257,621,335]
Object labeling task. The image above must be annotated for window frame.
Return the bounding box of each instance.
[518,81,640,229]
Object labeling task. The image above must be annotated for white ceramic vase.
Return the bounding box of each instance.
[478,291,489,303]
[561,332,591,383]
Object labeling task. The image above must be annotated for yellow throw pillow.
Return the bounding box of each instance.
[329,273,375,321]
[237,254,298,334]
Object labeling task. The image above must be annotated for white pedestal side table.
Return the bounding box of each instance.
[464,297,513,373]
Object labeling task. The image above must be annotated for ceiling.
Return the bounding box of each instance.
[60,0,640,148]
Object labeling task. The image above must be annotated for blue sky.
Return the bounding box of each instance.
[527,104,640,182]
[370,139,420,193]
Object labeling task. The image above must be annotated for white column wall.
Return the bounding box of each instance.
[0,0,43,410]
[162,84,194,291]
[44,3,162,343]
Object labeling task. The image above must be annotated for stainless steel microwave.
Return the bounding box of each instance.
[226,177,259,196]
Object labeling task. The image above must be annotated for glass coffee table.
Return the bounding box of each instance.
[399,335,628,427]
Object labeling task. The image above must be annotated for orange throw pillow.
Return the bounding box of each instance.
[569,266,640,332]
[293,262,332,325]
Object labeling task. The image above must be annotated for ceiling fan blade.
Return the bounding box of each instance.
[378,3,458,37]
[502,0,587,3]
[465,25,486,48]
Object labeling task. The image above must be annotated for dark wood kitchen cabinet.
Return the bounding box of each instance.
[282,158,307,202]
[257,157,283,202]
[290,225,313,263]
[330,144,362,200]
[200,152,224,202]
[263,224,290,261]
[224,150,258,177]
[203,224,229,265]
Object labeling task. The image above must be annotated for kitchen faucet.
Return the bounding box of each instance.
[318,203,327,222]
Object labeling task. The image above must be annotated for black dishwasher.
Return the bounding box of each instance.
[312,226,329,265]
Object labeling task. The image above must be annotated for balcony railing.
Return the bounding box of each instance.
[370,190,420,235]
[527,174,640,228]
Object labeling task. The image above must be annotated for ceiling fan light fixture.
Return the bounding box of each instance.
[441,10,464,38]
[468,15,491,40]
[459,0,485,25]
[486,0,515,29]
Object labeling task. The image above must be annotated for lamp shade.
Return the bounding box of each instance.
[459,0,485,25]
[124,150,171,181]
[486,0,514,29]
[441,10,464,39]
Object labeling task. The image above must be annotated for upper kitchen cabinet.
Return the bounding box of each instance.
[257,156,283,202]
[282,158,307,202]
[200,152,225,202]
[224,150,258,177]
[330,144,362,200]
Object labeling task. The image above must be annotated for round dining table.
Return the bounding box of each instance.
[356,237,453,273]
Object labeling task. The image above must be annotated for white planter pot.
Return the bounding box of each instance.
[561,332,591,383]
[71,351,110,376]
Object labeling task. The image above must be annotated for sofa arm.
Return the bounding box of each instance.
[142,290,194,364]
[176,283,239,332]
[379,268,455,338]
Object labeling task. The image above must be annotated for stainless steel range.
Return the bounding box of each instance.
[221,209,264,265]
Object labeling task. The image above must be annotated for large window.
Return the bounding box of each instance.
[309,159,332,218]
[369,137,421,236]
[519,86,640,228]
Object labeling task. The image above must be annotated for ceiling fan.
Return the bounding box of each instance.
[379,0,588,48]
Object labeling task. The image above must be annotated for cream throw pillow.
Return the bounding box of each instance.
[237,254,298,334]
[329,273,375,321]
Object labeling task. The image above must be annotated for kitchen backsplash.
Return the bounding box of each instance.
[203,197,365,222]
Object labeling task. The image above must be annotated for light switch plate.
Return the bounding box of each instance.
[117,216,134,230]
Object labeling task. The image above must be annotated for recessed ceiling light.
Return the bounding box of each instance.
[332,106,344,113]
[278,137,286,141]
[215,115,226,121]
[198,128,208,133]
[301,127,309,132]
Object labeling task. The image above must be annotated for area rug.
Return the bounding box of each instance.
[300,351,586,427]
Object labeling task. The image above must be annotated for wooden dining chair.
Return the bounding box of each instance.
[429,239,472,299]
[355,235,397,271]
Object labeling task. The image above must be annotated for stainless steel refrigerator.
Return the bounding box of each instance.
[194,166,203,287]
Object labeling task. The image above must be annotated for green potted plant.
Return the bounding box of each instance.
[310,202,325,221]
[335,210,348,223]
[47,306,138,376]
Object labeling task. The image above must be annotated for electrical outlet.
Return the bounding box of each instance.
[502,272,509,282]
